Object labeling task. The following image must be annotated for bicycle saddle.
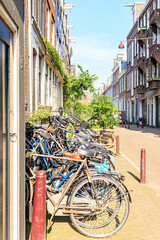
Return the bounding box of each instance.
[78,147,97,158]
[63,152,82,160]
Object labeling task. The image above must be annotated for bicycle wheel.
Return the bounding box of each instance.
[100,132,115,148]
[69,175,129,238]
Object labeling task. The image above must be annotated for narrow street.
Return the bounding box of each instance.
[115,125,160,195]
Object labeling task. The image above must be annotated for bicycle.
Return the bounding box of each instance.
[27,150,131,238]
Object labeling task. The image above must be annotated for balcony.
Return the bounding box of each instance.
[137,29,146,43]
[137,85,146,94]
[149,44,160,63]
[137,56,146,72]
[150,9,160,28]
[148,77,160,90]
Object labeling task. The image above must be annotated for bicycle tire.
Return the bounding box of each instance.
[100,132,115,148]
[69,175,129,238]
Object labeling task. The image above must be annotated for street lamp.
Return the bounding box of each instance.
[118,41,125,49]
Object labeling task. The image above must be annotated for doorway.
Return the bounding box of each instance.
[156,96,160,127]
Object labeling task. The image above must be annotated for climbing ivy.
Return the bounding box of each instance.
[42,36,68,81]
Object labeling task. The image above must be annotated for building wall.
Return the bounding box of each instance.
[0,1,25,240]
[126,0,160,126]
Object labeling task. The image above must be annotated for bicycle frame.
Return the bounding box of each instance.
[28,152,106,227]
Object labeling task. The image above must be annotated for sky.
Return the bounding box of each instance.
[66,0,145,89]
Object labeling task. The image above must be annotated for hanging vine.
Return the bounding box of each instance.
[42,36,68,81]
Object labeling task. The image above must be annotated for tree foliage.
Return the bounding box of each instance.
[64,65,98,113]
[89,94,120,128]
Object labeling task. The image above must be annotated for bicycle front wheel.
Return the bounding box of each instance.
[69,175,129,238]
[100,132,115,148]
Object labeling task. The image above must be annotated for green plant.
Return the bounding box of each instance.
[28,109,52,125]
[89,94,121,129]
[42,36,69,81]
[64,65,97,113]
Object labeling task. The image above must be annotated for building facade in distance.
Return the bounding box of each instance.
[126,0,160,126]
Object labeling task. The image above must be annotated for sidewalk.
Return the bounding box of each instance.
[115,125,160,195]
[47,151,160,240]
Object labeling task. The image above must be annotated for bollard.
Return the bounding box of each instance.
[140,148,146,184]
[142,120,143,128]
[137,120,139,128]
[159,130,160,138]
[116,136,120,155]
[122,121,123,128]
[30,171,46,240]
[128,122,130,129]
[125,121,126,128]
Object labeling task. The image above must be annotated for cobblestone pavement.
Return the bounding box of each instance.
[46,126,160,240]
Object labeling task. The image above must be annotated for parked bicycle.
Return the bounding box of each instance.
[25,115,132,238]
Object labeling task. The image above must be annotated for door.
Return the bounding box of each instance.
[142,99,147,123]
[0,19,10,240]
[156,96,160,127]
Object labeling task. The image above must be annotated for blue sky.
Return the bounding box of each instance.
[66,0,145,89]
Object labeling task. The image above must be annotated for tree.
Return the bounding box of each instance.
[89,94,120,128]
[64,65,98,113]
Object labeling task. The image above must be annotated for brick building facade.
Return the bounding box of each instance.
[25,0,73,116]
[126,0,160,126]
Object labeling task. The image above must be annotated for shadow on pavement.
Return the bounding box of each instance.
[118,125,160,136]
[127,171,140,183]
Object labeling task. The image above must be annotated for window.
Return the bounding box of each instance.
[40,0,44,33]
[158,0,160,8]
[146,39,149,58]
[146,67,149,87]
[134,69,137,88]
[122,76,124,91]
[152,60,156,77]
[137,69,139,86]
[134,37,137,57]
[153,0,156,9]
[45,64,48,105]
[51,18,55,46]
[143,44,146,57]
[39,56,42,104]
[157,28,160,44]
[153,31,157,44]
[147,8,150,29]
[49,68,52,105]
[143,13,146,27]
[140,72,143,85]
[47,6,50,41]
[131,71,134,96]
[140,45,143,58]
[131,41,134,66]
[157,63,160,77]
[32,0,35,16]
[137,41,139,59]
